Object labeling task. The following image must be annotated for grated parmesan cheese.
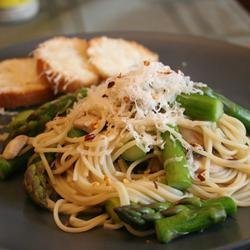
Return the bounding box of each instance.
[76,62,206,151]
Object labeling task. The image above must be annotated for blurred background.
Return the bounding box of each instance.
[0,0,249,49]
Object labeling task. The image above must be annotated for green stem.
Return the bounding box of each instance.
[177,93,223,122]
[162,128,191,190]
[203,87,250,133]
[155,204,227,243]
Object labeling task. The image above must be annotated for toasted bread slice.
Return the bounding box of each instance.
[0,58,53,109]
[34,37,99,94]
[87,36,159,78]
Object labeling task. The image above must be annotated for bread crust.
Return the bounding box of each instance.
[0,58,54,109]
[34,37,99,94]
[0,86,53,109]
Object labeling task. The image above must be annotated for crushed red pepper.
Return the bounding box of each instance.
[84,133,95,141]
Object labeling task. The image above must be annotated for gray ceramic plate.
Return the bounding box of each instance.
[0,32,249,250]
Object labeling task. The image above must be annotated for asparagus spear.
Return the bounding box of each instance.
[24,154,55,208]
[7,109,34,132]
[156,196,237,243]
[0,150,33,180]
[115,196,236,235]
[0,89,87,180]
[177,93,223,122]
[162,128,191,190]
[114,201,171,230]
[203,87,250,133]
[6,88,87,140]
[115,198,196,231]
[155,204,227,243]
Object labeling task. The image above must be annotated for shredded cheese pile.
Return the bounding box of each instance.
[77,61,205,151]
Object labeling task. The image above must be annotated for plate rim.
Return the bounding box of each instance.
[1,30,250,53]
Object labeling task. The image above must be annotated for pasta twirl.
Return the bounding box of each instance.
[27,62,249,233]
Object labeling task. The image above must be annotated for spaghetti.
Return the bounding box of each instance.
[28,62,249,233]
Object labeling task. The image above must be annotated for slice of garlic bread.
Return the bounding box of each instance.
[87,36,159,78]
[0,58,53,109]
[34,37,99,94]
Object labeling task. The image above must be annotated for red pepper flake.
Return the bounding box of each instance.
[107,81,115,88]
[84,133,95,141]
[197,171,205,182]
[102,94,108,98]
[144,60,150,66]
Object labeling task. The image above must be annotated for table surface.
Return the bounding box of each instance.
[0,0,249,49]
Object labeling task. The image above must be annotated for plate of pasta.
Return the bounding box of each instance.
[0,31,250,250]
